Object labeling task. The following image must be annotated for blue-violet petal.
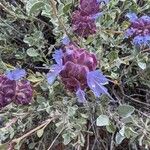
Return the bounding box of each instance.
[126,13,138,22]
[47,64,64,85]
[6,69,26,81]
[87,70,108,97]
[52,49,63,65]
[76,88,86,103]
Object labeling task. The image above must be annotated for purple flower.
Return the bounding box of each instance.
[72,10,97,37]
[60,61,89,92]
[76,88,86,103]
[91,12,103,20]
[0,76,16,108]
[62,35,70,45]
[14,80,33,105]
[133,35,150,46]
[47,64,64,85]
[80,0,100,16]
[6,69,26,81]
[52,49,63,65]
[0,73,33,108]
[87,70,108,97]
[97,0,109,4]
[125,14,150,47]
[126,13,138,22]
[47,44,109,102]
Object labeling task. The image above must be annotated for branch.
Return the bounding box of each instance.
[11,117,57,145]
[49,0,69,35]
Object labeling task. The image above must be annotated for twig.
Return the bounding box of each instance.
[86,124,90,150]
[91,137,97,150]
[98,27,123,34]
[119,85,150,108]
[110,133,114,150]
[135,109,150,119]
[11,117,56,144]
[142,48,150,52]
[47,127,65,150]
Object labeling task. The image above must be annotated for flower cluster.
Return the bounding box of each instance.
[125,13,150,47]
[72,0,108,37]
[0,69,33,108]
[47,38,109,103]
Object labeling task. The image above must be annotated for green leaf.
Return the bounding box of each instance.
[28,75,43,83]
[118,105,135,118]
[106,122,116,133]
[67,106,78,117]
[115,132,125,144]
[119,126,125,136]
[24,31,44,47]
[27,48,39,57]
[26,0,45,15]
[37,128,44,138]
[138,62,146,70]
[108,50,118,62]
[41,4,52,17]
[29,2,45,15]
[96,115,109,126]
[63,3,72,14]
[62,133,71,145]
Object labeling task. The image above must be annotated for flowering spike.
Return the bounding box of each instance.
[48,43,110,102]
[87,70,108,97]
[72,10,97,37]
[47,64,64,85]
[80,0,100,16]
[76,88,86,103]
[6,69,26,81]
[125,14,150,47]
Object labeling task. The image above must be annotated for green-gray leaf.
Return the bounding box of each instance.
[37,128,44,138]
[96,115,109,126]
[27,48,39,57]
[115,132,125,144]
[118,105,135,118]
[62,133,71,145]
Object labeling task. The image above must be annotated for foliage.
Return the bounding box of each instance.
[0,0,150,150]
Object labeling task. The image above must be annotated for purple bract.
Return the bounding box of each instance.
[79,0,100,16]
[0,72,33,108]
[15,80,33,105]
[0,75,16,108]
[125,13,150,47]
[47,43,109,103]
[72,10,97,37]
[60,44,97,92]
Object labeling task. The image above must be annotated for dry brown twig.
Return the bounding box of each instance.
[10,117,57,148]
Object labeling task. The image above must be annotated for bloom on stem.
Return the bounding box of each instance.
[47,43,109,103]
[72,10,97,37]
[0,76,16,108]
[0,69,33,108]
[71,0,108,37]
[6,68,26,80]
[125,13,150,47]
